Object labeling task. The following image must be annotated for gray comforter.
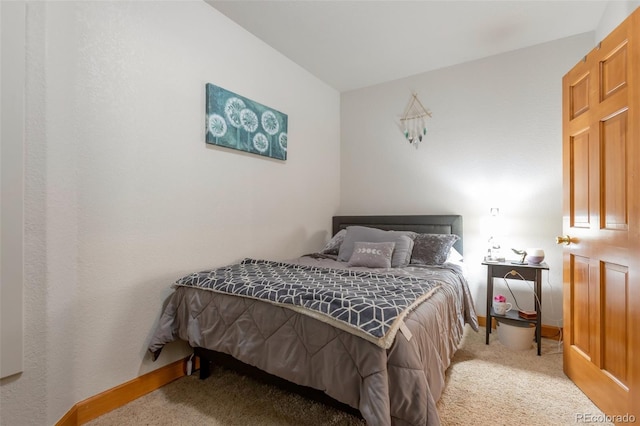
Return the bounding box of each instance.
[148,256,478,426]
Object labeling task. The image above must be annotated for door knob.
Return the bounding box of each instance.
[556,235,572,245]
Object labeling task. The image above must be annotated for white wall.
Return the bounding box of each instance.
[340,33,595,325]
[1,1,26,380]
[596,1,640,42]
[0,1,340,425]
[3,2,638,424]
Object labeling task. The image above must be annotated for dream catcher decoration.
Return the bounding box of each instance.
[398,93,431,148]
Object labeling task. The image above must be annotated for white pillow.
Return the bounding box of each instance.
[448,247,463,262]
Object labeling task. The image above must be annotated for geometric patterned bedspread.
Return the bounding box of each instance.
[175,258,441,349]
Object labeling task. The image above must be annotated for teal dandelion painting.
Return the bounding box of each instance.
[206,83,288,160]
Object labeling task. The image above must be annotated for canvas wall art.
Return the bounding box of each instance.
[205,83,288,161]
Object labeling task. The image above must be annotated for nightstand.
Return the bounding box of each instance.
[483,261,549,355]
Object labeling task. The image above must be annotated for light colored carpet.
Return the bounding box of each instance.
[87,326,609,425]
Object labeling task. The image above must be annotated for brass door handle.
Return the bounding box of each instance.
[556,235,572,245]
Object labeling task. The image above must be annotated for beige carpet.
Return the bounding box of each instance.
[87,326,609,425]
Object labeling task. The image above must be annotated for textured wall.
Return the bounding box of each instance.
[1,0,26,380]
[339,33,595,325]
[0,1,340,424]
[596,1,640,42]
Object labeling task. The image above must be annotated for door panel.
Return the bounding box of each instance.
[600,42,627,100]
[570,130,591,228]
[600,110,628,231]
[570,73,591,118]
[571,255,591,357]
[562,7,639,420]
[601,262,628,388]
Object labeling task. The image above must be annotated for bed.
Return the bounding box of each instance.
[148,215,478,426]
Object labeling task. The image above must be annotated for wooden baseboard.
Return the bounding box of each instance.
[477,315,563,341]
[56,355,197,426]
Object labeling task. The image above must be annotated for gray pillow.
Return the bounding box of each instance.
[410,233,460,265]
[347,241,395,268]
[321,229,346,255]
[337,226,415,267]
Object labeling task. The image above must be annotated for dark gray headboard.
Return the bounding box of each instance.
[332,215,463,254]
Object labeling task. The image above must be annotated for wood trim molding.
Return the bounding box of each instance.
[55,356,196,426]
[477,315,563,341]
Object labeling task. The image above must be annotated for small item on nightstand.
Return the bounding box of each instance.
[518,310,537,320]
[511,248,527,264]
[525,248,545,265]
[493,294,512,315]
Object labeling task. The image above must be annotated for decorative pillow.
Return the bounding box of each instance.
[347,241,395,268]
[410,233,460,265]
[396,235,414,267]
[337,226,415,267]
[321,229,347,255]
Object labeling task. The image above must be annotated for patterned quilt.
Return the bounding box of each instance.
[175,258,441,349]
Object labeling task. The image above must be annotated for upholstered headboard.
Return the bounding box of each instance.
[332,215,463,254]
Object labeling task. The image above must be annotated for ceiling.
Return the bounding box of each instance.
[206,1,609,92]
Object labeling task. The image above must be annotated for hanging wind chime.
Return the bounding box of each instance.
[399,93,432,148]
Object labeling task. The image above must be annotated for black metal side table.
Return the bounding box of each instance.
[483,261,549,355]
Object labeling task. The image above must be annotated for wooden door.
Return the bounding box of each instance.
[562,8,639,419]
